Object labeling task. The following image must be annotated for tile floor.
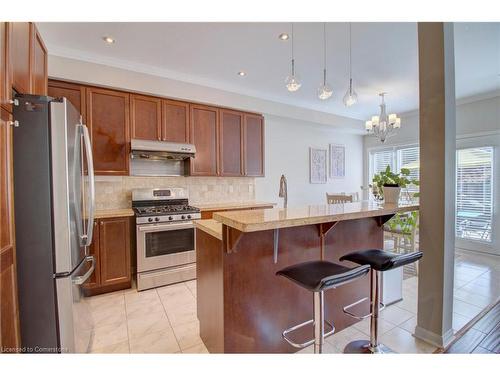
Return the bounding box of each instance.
[87,249,500,354]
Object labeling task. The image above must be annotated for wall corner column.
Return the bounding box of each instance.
[414,22,456,348]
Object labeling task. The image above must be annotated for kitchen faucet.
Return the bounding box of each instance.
[279,174,288,208]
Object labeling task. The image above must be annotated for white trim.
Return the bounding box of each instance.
[457,129,500,140]
[414,325,455,349]
[396,90,500,118]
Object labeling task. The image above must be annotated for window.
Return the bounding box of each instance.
[369,145,420,193]
[455,147,494,243]
[371,149,394,177]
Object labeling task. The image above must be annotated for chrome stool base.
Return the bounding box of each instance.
[344,340,395,354]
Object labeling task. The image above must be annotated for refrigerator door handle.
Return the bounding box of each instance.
[80,121,95,247]
[72,256,95,285]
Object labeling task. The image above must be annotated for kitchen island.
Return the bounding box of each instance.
[194,201,419,353]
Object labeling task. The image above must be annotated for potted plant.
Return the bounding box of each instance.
[370,166,419,203]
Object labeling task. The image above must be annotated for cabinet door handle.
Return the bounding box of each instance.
[8,121,19,127]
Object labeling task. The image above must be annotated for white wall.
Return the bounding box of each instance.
[48,55,365,206]
[255,115,364,206]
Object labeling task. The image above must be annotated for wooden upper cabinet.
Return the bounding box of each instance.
[244,114,265,177]
[1,23,12,112]
[86,87,130,175]
[130,94,161,141]
[162,99,189,143]
[99,217,130,287]
[189,104,219,176]
[219,109,243,176]
[9,22,30,94]
[30,24,47,96]
[0,108,20,351]
[48,80,86,121]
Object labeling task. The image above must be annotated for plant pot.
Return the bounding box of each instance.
[383,185,401,204]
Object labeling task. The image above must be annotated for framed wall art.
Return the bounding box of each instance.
[329,144,345,178]
[310,147,327,184]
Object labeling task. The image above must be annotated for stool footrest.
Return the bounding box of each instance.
[343,298,385,320]
[282,319,335,349]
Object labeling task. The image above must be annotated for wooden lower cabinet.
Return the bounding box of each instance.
[83,216,132,296]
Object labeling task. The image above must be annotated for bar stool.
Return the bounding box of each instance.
[339,249,423,354]
[276,260,370,353]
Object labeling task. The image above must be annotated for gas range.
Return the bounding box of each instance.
[132,188,199,291]
[132,188,201,225]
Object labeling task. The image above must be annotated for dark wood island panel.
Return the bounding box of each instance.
[196,217,386,353]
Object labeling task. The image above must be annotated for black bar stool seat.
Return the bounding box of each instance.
[277,260,370,353]
[340,248,423,354]
[277,260,371,291]
[340,249,423,272]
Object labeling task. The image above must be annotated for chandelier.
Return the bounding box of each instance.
[365,93,401,143]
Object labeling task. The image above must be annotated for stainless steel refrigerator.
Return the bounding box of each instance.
[13,94,96,353]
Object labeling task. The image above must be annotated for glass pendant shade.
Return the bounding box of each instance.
[285,58,301,92]
[317,84,333,100]
[285,74,301,92]
[343,80,358,107]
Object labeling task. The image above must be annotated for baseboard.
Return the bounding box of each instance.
[413,325,454,348]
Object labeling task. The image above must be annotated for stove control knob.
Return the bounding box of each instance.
[181,215,186,220]
[168,216,173,221]
[148,217,153,223]
[187,215,192,219]
[155,217,160,222]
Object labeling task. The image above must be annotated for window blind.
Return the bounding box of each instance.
[397,146,420,193]
[371,149,394,180]
[455,147,494,243]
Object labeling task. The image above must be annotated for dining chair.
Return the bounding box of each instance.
[326,193,353,204]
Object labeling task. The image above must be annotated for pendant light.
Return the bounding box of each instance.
[343,23,358,107]
[317,23,333,100]
[285,23,301,92]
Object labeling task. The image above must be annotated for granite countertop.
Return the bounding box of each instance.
[193,201,276,211]
[94,208,135,219]
[194,219,223,241]
[212,201,419,233]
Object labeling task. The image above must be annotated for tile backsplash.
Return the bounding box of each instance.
[94,176,256,210]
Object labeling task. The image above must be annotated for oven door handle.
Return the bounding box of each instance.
[138,222,195,233]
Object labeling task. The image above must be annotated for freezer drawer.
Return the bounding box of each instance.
[56,255,95,353]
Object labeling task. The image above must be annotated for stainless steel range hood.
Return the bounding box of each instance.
[131,139,196,160]
[130,139,196,176]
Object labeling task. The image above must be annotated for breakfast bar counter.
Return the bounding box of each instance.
[195,202,419,353]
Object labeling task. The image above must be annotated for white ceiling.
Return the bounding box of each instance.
[37,22,500,120]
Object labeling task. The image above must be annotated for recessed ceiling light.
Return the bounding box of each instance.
[102,36,115,44]
[278,33,289,41]
[237,71,247,77]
